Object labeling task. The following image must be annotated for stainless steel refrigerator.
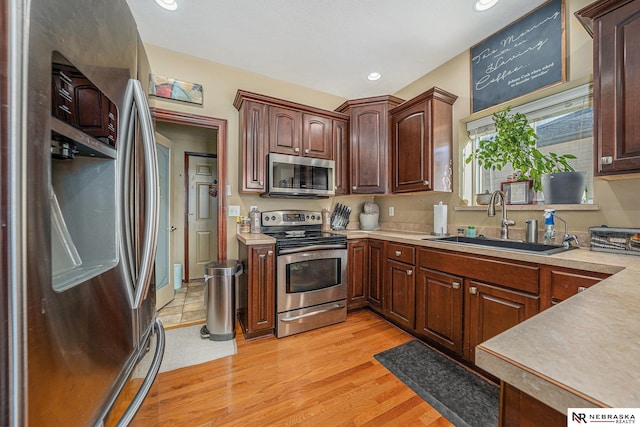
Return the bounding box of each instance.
[2,0,165,425]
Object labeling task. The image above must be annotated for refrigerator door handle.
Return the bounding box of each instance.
[131,79,159,309]
[116,319,166,426]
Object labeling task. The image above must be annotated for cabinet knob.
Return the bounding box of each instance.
[407,270,413,276]
[423,180,430,186]
[268,250,273,255]
[577,286,587,293]
[601,156,613,165]
[304,148,310,154]
[452,282,460,289]
[352,186,357,190]
[259,180,264,186]
[395,251,401,256]
[294,147,300,153]
[469,286,477,295]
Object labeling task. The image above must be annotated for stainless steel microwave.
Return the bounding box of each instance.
[263,153,335,198]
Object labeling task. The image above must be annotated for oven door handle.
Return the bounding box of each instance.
[278,244,346,255]
[280,303,346,322]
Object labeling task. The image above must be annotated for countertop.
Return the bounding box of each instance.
[237,229,638,411]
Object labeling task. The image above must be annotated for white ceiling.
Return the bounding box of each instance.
[126,0,548,99]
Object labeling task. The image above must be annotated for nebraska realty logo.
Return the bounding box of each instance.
[568,408,639,425]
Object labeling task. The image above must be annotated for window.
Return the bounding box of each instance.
[462,84,593,205]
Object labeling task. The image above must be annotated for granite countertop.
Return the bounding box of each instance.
[238,229,638,411]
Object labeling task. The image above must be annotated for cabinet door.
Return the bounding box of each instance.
[386,259,415,330]
[302,114,332,159]
[347,239,368,310]
[367,240,385,313]
[333,119,349,195]
[269,106,302,156]
[591,0,640,174]
[350,103,388,194]
[391,101,432,192]
[465,280,538,362]
[415,268,463,354]
[240,101,268,192]
[540,266,609,310]
[249,245,275,335]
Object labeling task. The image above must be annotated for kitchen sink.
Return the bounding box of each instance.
[427,235,577,255]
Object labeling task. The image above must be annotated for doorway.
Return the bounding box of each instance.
[151,108,228,287]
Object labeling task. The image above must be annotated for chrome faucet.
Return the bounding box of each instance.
[487,190,515,240]
[554,214,579,248]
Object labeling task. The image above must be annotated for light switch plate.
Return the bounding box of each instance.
[228,205,240,217]
[389,207,395,216]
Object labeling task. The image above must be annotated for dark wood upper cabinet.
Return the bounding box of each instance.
[333,118,349,195]
[336,96,404,194]
[236,100,268,192]
[269,106,302,156]
[576,0,640,175]
[390,87,457,193]
[303,114,332,159]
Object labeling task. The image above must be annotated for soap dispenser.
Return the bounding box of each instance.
[543,209,556,245]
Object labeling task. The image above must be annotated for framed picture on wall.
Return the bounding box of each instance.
[501,180,534,205]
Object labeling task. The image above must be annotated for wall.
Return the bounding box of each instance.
[374,0,640,237]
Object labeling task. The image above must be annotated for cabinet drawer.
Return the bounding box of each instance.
[387,243,415,264]
[419,248,539,294]
[549,269,607,303]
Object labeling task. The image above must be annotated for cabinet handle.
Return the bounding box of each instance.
[294,147,300,153]
[423,180,430,186]
[469,286,477,295]
[601,156,613,165]
[577,286,587,293]
[406,270,413,276]
[452,282,460,289]
[304,148,310,154]
[259,180,264,186]
[395,251,401,256]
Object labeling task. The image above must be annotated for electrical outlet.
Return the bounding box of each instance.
[389,206,395,217]
[228,205,240,217]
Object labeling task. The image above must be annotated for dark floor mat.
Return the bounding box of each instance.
[374,340,499,427]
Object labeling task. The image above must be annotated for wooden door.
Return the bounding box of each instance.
[155,135,175,309]
[269,106,302,156]
[464,280,538,362]
[349,103,387,193]
[415,267,463,354]
[187,156,217,280]
[302,114,332,159]
[347,239,368,310]
[386,259,416,330]
[391,101,431,192]
[367,240,385,313]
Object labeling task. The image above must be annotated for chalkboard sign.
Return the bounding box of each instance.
[471,0,565,112]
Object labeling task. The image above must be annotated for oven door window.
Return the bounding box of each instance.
[286,258,341,293]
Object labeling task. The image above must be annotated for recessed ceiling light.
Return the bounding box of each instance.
[155,0,178,11]
[368,72,382,81]
[474,0,499,11]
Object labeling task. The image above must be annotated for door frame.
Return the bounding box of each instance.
[150,108,228,283]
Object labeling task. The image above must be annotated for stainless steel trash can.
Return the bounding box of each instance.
[200,260,243,341]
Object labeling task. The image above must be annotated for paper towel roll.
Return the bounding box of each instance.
[433,202,448,236]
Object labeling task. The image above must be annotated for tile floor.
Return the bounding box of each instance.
[157,281,206,328]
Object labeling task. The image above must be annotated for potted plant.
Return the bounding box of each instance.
[465,107,584,204]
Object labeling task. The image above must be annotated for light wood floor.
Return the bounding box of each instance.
[133,310,454,426]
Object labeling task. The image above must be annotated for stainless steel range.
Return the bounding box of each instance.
[261,210,348,338]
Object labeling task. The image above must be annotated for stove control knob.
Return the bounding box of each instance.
[263,217,269,222]
[271,215,276,221]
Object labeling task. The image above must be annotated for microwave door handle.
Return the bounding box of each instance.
[278,244,346,255]
[118,80,137,307]
[131,79,160,309]
[116,319,166,426]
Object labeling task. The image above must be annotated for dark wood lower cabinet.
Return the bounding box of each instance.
[385,259,415,329]
[501,382,566,427]
[367,240,385,314]
[238,243,275,339]
[415,267,463,354]
[347,239,368,310]
[464,280,539,363]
